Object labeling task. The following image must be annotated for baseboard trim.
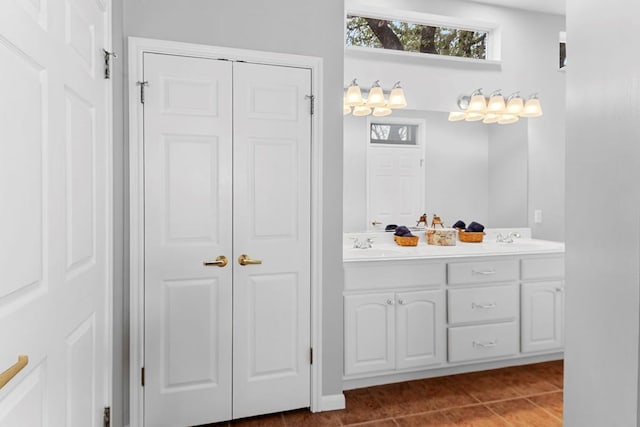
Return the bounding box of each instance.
[316,393,346,412]
[343,352,564,390]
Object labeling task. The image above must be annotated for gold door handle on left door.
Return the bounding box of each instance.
[203,256,228,267]
[0,355,28,390]
[238,254,262,266]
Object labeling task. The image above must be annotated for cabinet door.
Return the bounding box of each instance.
[345,293,396,375]
[521,281,564,353]
[396,290,445,369]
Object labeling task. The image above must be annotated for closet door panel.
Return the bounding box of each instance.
[143,53,233,427]
[232,62,312,419]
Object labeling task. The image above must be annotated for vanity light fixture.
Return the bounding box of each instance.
[487,90,506,113]
[387,81,408,109]
[505,92,524,115]
[466,89,487,115]
[520,93,543,117]
[343,79,407,117]
[352,104,372,116]
[448,88,543,125]
[366,81,386,108]
[345,79,364,107]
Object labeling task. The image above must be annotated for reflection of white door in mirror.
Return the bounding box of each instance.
[366,117,425,230]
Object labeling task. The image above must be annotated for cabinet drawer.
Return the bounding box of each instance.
[344,262,445,291]
[448,322,519,363]
[521,257,565,280]
[448,285,518,324]
[447,260,518,285]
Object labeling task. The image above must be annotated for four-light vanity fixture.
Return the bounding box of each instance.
[448,89,543,124]
[343,79,408,117]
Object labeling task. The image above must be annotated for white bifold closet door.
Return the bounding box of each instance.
[143,53,311,427]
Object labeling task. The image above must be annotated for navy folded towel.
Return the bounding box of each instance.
[394,225,414,237]
[452,220,466,229]
[385,224,398,232]
[466,222,485,233]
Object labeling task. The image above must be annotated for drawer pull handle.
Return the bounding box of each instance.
[472,269,496,275]
[472,302,497,309]
[555,287,564,293]
[398,299,407,305]
[386,299,394,305]
[473,341,497,349]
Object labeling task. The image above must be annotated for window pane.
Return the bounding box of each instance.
[370,124,418,145]
[346,15,487,60]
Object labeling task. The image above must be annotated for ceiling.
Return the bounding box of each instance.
[465,0,565,16]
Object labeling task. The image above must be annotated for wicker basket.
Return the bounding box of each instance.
[393,235,419,246]
[458,229,485,243]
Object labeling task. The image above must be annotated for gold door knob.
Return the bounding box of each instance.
[0,355,28,390]
[203,256,228,267]
[238,254,262,266]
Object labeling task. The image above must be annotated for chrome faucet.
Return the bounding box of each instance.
[496,231,521,243]
[352,237,374,249]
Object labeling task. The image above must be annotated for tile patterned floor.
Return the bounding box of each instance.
[206,360,564,427]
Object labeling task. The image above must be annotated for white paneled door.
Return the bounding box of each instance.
[143,53,234,427]
[367,145,424,229]
[232,62,311,419]
[143,54,311,426]
[0,0,111,426]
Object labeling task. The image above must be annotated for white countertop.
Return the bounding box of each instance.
[343,228,565,263]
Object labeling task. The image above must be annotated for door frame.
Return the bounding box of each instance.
[128,37,325,426]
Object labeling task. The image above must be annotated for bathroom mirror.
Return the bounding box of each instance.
[343,109,528,232]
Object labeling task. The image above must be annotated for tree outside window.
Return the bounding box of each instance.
[346,15,487,60]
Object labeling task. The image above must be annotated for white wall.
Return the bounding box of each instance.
[345,0,565,241]
[565,0,640,424]
[344,111,489,231]
[115,1,345,425]
[488,122,528,227]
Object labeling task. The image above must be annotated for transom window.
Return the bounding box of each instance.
[347,14,488,60]
[370,123,419,145]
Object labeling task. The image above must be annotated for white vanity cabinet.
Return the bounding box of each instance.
[520,257,565,353]
[343,247,564,388]
[343,262,446,377]
[344,289,445,375]
[344,292,396,375]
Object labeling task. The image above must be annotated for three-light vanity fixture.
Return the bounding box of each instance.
[448,89,543,124]
[343,79,407,117]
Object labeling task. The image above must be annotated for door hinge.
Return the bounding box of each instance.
[103,49,117,79]
[137,81,149,104]
[141,367,145,387]
[310,347,313,365]
[305,94,315,115]
[103,406,111,427]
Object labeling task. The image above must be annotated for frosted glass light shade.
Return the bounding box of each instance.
[345,84,364,106]
[520,98,543,117]
[448,111,466,122]
[487,95,506,113]
[343,104,351,115]
[483,113,500,124]
[373,106,392,117]
[506,96,524,115]
[498,114,519,124]
[366,83,386,108]
[388,85,407,109]
[352,105,372,116]
[467,94,487,114]
[465,111,485,121]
